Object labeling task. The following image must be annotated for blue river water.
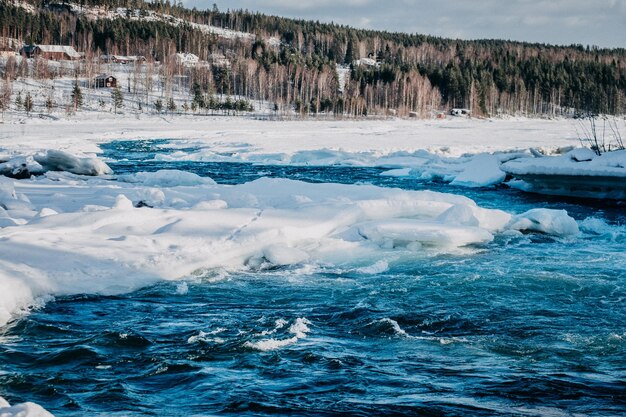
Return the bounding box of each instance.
[1,140,625,416]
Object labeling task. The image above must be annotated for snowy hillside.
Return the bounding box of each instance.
[10,0,261,44]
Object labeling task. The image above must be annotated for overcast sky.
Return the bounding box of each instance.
[181,0,626,48]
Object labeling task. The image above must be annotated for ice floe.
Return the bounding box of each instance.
[0,170,584,327]
[503,148,626,198]
[0,150,112,178]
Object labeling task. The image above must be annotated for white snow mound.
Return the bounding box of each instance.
[34,150,113,176]
[119,170,216,187]
[508,209,579,237]
[451,154,506,188]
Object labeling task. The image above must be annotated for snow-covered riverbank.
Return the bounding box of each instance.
[0,114,580,157]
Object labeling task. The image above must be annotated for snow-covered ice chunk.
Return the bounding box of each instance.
[193,200,228,210]
[0,156,44,179]
[34,150,112,176]
[355,219,494,248]
[436,203,512,231]
[508,209,579,237]
[451,154,506,188]
[135,188,166,207]
[0,178,32,212]
[502,149,626,199]
[502,149,626,178]
[568,147,596,162]
[436,204,480,227]
[36,208,58,218]
[112,194,134,210]
[0,177,17,206]
[263,245,310,266]
[119,169,216,187]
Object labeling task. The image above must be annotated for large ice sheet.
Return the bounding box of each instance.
[502,149,626,198]
[503,148,626,178]
[0,172,581,327]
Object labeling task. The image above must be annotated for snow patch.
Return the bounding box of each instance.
[451,154,506,188]
[119,170,216,187]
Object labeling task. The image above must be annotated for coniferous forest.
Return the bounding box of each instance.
[1,0,625,117]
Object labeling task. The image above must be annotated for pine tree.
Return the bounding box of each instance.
[15,92,22,111]
[24,92,33,114]
[0,80,9,119]
[192,82,205,108]
[112,87,124,114]
[167,97,176,113]
[344,39,355,65]
[71,83,83,110]
[154,99,163,112]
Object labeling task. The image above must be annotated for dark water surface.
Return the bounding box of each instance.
[0,140,625,416]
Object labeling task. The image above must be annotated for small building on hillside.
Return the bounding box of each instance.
[208,53,230,67]
[104,55,146,64]
[175,52,199,66]
[94,74,117,88]
[20,44,82,60]
[353,57,379,68]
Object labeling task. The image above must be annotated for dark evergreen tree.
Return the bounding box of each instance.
[112,87,123,113]
[71,83,83,110]
[23,92,33,113]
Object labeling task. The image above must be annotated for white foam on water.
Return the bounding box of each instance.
[175,282,189,295]
[356,260,390,275]
[245,318,312,351]
[187,328,227,344]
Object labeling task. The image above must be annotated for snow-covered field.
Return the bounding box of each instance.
[0,115,580,156]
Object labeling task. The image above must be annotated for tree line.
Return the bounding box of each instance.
[1,0,625,117]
